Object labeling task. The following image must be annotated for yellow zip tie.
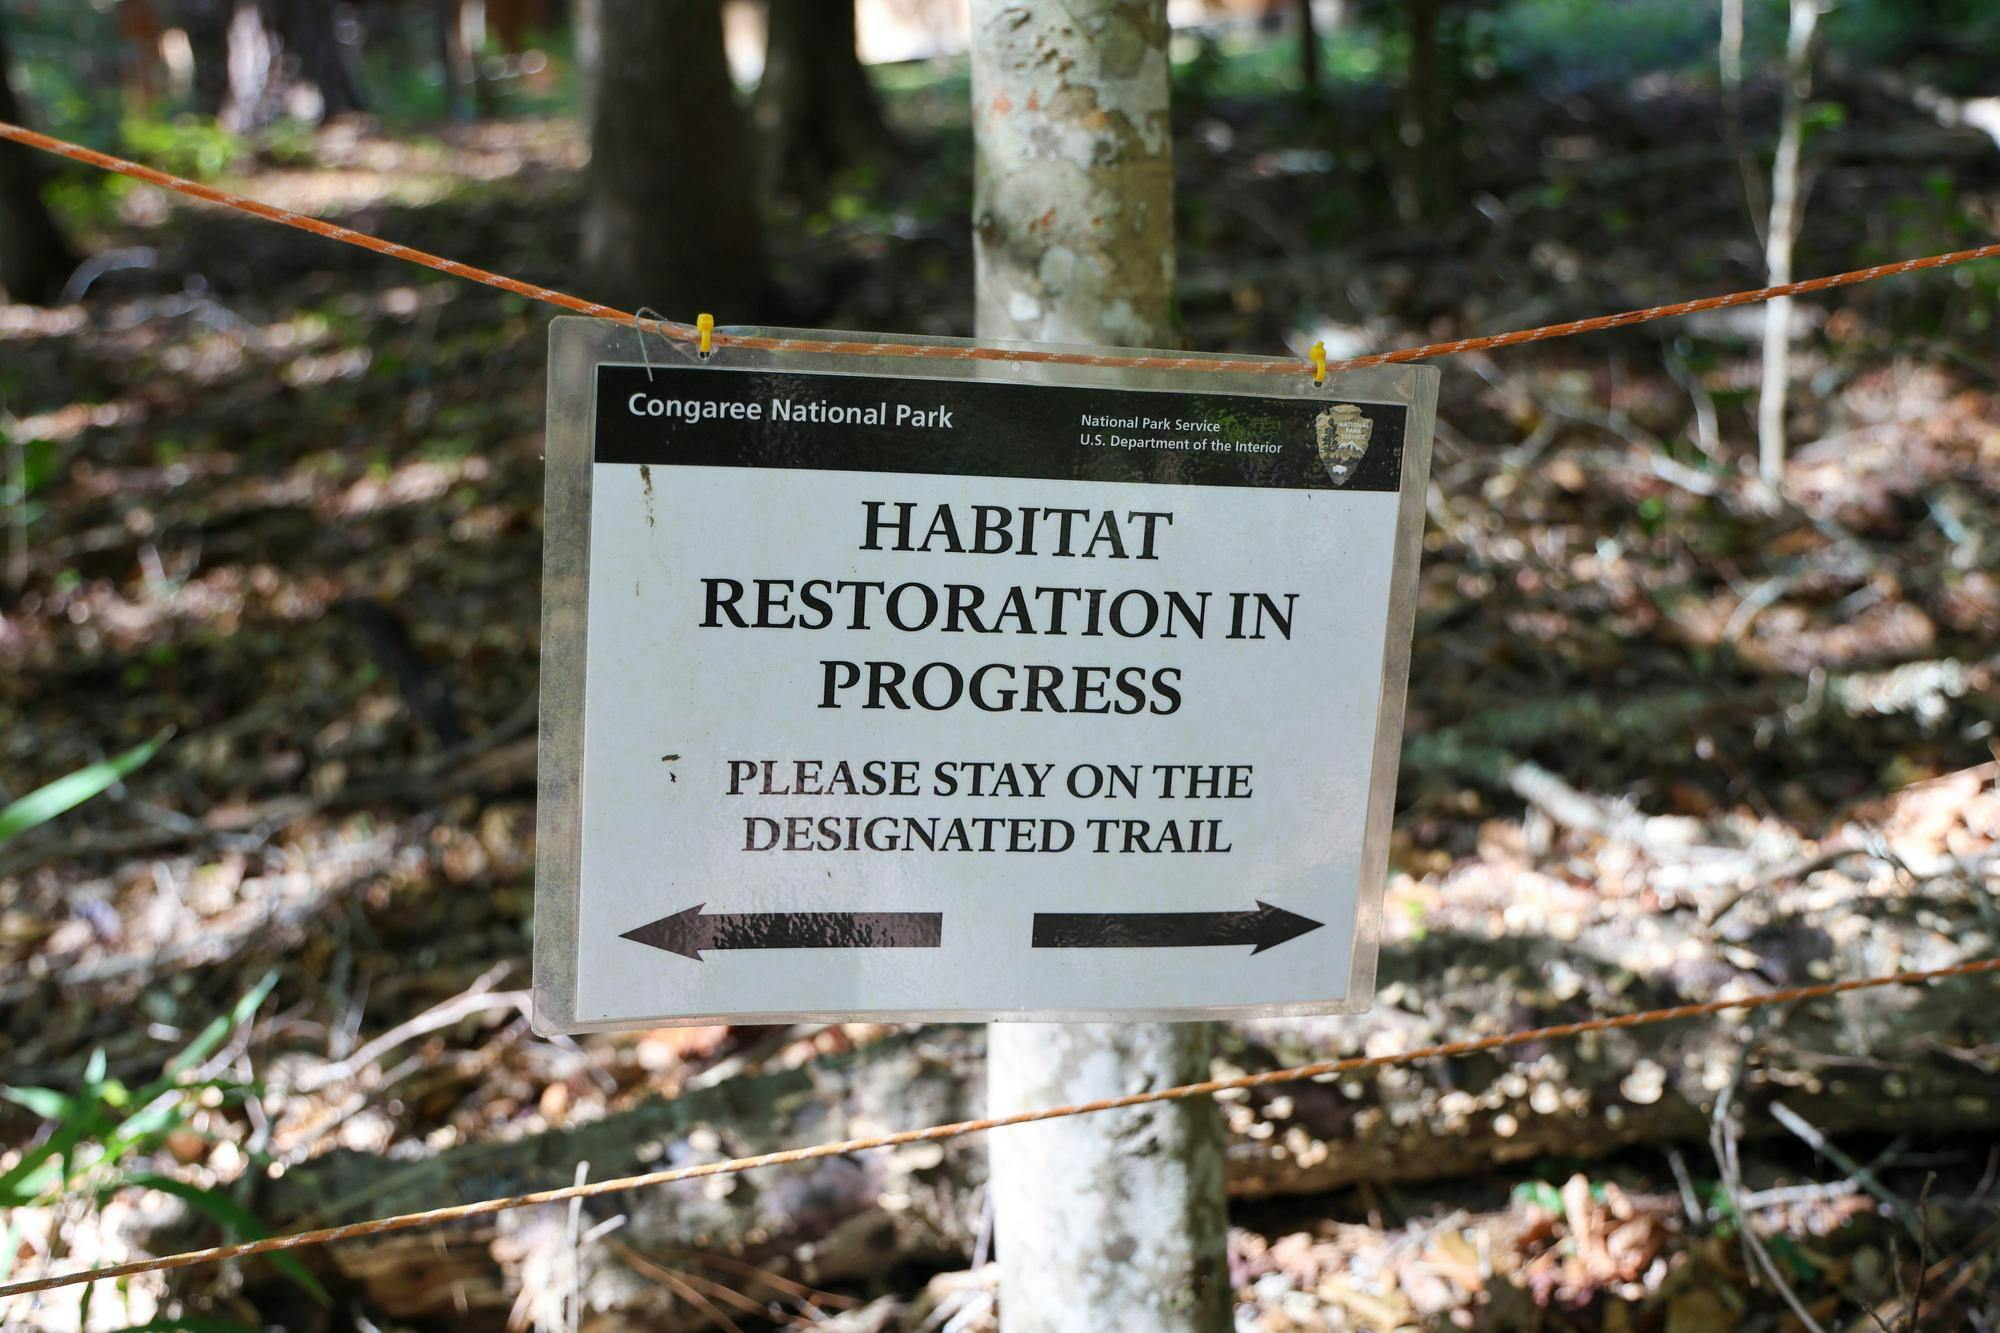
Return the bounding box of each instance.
[697,312,715,356]
[1309,340,1327,385]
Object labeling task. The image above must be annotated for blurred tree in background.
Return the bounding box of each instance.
[756,0,892,198]
[0,7,74,303]
[579,0,764,314]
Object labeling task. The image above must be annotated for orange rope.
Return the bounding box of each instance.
[1,954,1993,1300]
[4,119,1996,377]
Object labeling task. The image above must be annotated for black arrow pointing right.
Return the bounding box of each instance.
[1031,900,1324,954]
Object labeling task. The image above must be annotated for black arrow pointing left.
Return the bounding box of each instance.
[621,904,943,962]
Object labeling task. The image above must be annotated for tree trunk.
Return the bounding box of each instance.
[0,14,78,307]
[573,0,601,133]
[1758,0,1819,488]
[117,0,167,112]
[970,0,1177,348]
[579,0,764,316]
[969,4,1224,1330]
[1296,0,1320,100]
[218,0,366,128]
[269,0,367,119]
[755,0,891,196]
[1395,0,1443,222]
[436,0,478,123]
[180,0,234,117]
[220,0,280,129]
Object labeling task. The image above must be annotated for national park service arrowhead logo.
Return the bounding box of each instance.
[1313,403,1374,486]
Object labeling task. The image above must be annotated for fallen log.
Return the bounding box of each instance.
[259,877,1999,1325]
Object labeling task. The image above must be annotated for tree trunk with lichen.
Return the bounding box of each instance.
[970,0,1179,349]
[969,4,1228,1330]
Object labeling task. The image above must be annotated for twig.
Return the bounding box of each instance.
[673,1249,860,1312]
[294,964,525,1092]
[1906,1174,1934,1333]
[1769,1101,1927,1244]
[611,1243,781,1324]
[611,1241,746,1333]
[1712,1060,1829,1333]
[685,1024,829,1090]
[1739,1178,1861,1211]
[1667,1148,1706,1225]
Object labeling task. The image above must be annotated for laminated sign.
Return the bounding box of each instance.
[534,319,1437,1032]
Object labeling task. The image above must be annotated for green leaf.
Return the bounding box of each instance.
[100,1093,194,1160]
[140,971,278,1102]
[0,1153,63,1206]
[0,1085,72,1119]
[0,1091,117,1203]
[127,1175,328,1304]
[0,730,171,849]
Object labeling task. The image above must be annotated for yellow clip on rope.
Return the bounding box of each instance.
[1309,340,1327,385]
[696,312,715,356]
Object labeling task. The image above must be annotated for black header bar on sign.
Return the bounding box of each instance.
[592,364,1405,493]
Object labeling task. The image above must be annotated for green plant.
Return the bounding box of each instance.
[0,730,170,850]
[0,972,325,1306]
[117,116,247,182]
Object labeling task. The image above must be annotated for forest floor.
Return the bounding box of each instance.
[3,46,2000,1333]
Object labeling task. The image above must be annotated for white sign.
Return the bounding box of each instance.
[533,319,1436,1032]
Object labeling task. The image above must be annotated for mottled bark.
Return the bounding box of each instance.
[0,14,78,306]
[970,0,1177,348]
[987,1023,1232,1333]
[579,0,764,315]
[969,3,1221,1329]
[755,0,891,196]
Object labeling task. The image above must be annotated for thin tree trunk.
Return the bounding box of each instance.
[756,0,891,196]
[0,14,78,306]
[182,0,233,116]
[117,0,167,112]
[579,0,763,315]
[273,0,367,118]
[1395,0,1441,222]
[220,0,280,130]
[1718,0,1765,240]
[1758,0,1819,489]
[970,4,1224,1330]
[436,0,477,122]
[1296,0,1320,100]
[573,0,600,131]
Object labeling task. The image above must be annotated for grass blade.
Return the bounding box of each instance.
[0,730,170,849]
